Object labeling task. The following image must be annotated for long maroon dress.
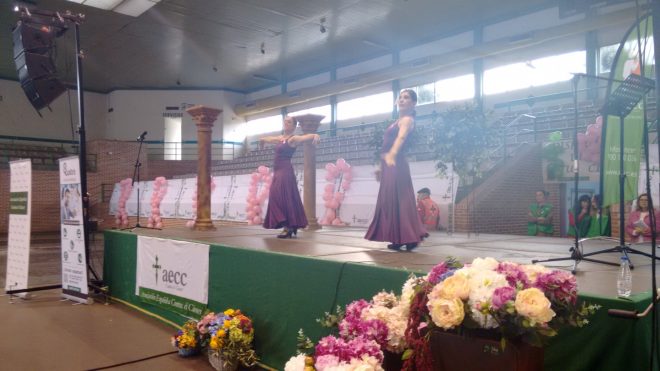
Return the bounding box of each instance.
[263,140,308,230]
[365,120,426,244]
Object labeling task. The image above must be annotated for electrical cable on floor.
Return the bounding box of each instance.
[85,350,177,370]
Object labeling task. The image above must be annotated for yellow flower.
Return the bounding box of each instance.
[435,274,470,300]
[428,297,465,329]
[514,288,556,325]
[223,320,231,328]
[217,329,226,338]
[224,309,235,316]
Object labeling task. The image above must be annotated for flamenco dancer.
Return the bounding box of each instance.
[365,89,427,251]
[259,116,320,238]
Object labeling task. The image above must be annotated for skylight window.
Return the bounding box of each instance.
[66,0,160,17]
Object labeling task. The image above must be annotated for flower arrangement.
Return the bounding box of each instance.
[198,309,258,368]
[285,289,412,370]
[286,257,597,371]
[404,257,599,369]
[171,320,201,357]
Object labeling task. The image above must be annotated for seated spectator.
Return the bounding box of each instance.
[528,190,553,236]
[416,187,440,231]
[625,193,660,243]
[568,194,591,238]
[587,194,611,237]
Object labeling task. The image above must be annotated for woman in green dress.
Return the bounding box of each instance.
[587,194,610,237]
[568,194,591,238]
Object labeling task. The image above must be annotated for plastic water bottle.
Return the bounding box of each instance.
[617,256,632,298]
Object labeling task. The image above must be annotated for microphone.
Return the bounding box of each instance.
[137,131,147,141]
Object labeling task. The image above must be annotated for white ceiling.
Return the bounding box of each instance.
[0,0,606,94]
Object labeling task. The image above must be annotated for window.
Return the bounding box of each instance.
[246,114,282,136]
[414,83,435,106]
[436,74,475,102]
[163,116,181,160]
[288,105,332,124]
[337,91,393,120]
[484,50,586,95]
[600,37,655,75]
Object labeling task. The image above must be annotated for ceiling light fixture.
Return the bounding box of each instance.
[319,17,326,33]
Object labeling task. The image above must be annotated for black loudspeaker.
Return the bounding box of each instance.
[12,21,66,111]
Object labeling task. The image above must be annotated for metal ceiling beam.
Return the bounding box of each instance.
[233,6,642,117]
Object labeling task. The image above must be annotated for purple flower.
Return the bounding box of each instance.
[346,336,383,362]
[535,270,578,305]
[427,261,449,284]
[491,286,516,310]
[497,262,531,288]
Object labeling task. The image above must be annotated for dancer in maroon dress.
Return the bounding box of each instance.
[259,116,320,238]
[365,89,427,251]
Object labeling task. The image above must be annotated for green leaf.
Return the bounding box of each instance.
[402,349,414,360]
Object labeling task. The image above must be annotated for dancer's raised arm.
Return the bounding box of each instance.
[288,133,320,146]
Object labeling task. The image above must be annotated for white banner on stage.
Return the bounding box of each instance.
[5,159,32,296]
[136,236,209,318]
[59,156,89,303]
[108,160,458,228]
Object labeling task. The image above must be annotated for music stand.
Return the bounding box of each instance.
[537,74,657,269]
[532,74,617,273]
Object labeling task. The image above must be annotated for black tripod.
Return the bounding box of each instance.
[532,74,617,273]
[534,74,657,271]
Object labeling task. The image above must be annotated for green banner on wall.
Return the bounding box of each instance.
[601,15,654,207]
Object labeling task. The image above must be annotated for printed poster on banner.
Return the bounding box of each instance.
[59,156,89,303]
[136,236,209,318]
[5,159,32,296]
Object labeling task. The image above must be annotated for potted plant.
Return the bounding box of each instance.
[403,257,599,371]
[198,309,258,371]
[427,104,496,180]
[171,320,201,357]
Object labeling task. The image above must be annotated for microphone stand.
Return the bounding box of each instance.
[123,132,160,230]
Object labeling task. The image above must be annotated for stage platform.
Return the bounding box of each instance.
[103,225,660,370]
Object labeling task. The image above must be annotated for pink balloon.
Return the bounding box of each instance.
[115,218,121,225]
[332,218,344,226]
[325,174,335,182]
[249,185,258,193]
[258,193,268,203]
[336,158,346,170]
[247,210,256,219]
[258,165,269,175]
[324,184,334,193]
[325,209,336,221]
[595,116,603,125]
[251,173,260,181]
[325,163,336,172]
[247,220,254,225]
[341,181,351,191]
[334,192,345,202]
[253,216,262,224]
[156,222,163,228]
[147,223,154,228]
[322,193,332,201]
[154,208,160,215]
[252,205,261,213]
[186,220,195,228]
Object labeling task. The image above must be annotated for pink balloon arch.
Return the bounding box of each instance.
[319,158,352,226]
[115,178,133,227]
[186,177,217,229]
[245,165,272,225]
[147,176,168,228]
[577,115,602,165]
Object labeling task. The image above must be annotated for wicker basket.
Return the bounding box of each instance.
[208,352,238,371]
